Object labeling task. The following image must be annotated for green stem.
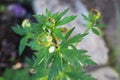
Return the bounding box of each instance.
[84,21,95,34]
[51,32,58,48]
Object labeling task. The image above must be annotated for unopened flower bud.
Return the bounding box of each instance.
[22,19,31,28]
[45,18,55,27]
[37,34,52,47]
[91,9,101,20]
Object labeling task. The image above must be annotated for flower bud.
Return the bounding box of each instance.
[22,19,31,28]
[91,9,101,20]
[37,34,52,46]
[45,18,55,27]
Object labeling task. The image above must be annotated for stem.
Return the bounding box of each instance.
[51,32,58,48]
[53,36,58,45]
[83,22,95,34]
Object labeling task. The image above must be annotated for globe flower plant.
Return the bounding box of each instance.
[10,8,103,80]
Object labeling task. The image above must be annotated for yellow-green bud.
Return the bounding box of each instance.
[59,27,69,36]
[45,18,55,27]
[91,9,101,20]
[37,34,52,46]
[59,27,69,33]
[22,19,31,28]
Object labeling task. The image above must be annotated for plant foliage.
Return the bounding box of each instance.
[6,8,104,80]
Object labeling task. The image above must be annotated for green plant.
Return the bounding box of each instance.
[0,5,6,12]
[10,8,103,80]
[3,69,30,80]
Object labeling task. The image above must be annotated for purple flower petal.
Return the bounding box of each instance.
[7,4,26,17]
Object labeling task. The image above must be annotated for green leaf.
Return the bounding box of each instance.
[96,23,106,28]
[66,71,96,80]
[46,8,51,17]
[32,48,50,80]
[56,8,69,22]
[96,16,102,22]
[11,8,100,80]
[30,21,43,35]
[60,33,88,48]
[78,49,88,53]
[53,29,64,40]
[11,25,26,36]
[91,27,102,35]
[61,47,95,67]
[56,15,76,26]
[83,23,91,28]
[27,33,34,39]
[88,11,95,22]
[75,49,95,66]
[67,33,88,44]
[81,14,90,21]
[32,71,47,80]
[27,41,44,50]
[35,48,49,68]
[3,69,30,80]
[33,52,45,68]
[48,51,62,80]
[64,27,75,40]
[25,57,33,66]
[0,5,5,11]
[33,14,47,24]
[58,74,67,80]
[13,69,30,80]
[76,52,96,66]
[61,49,81,68]
[69,48,96,66]
[19,36,28,55]
[85,58,97,66]
[51,12,59,19]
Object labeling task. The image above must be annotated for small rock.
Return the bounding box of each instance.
[90,67,120,80]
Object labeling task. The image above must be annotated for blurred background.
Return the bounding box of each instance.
[0,0,120,80]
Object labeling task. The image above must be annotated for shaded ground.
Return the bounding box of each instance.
[0,0,34,75]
